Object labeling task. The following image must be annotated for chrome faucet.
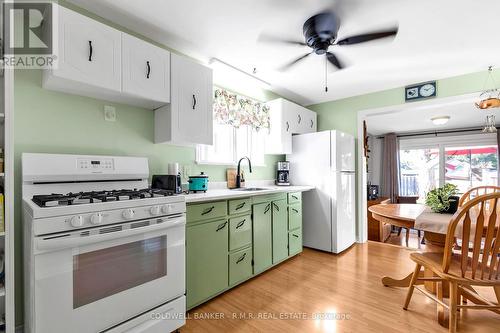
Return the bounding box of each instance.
[236,157,252,188]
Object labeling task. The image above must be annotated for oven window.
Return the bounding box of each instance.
[73,235,167,308]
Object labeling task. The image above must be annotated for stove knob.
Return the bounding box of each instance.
[122,208,135,220]
[70,215,84,228]
[162,205,173,214]
[90,213,103,225]
[150,206,161,216]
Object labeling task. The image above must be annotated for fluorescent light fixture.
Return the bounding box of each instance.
[209,58,272,91]
[431,116,450,125]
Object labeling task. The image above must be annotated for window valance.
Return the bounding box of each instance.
[213,88,270,131]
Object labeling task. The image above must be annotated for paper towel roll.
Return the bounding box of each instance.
[168,163,179,175]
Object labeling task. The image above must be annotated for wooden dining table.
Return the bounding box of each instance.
[368,203,447,288]
[368,203,500,327]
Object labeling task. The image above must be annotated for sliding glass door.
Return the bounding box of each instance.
[399,134,498,201]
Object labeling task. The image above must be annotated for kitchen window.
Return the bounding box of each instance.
[398,133,498,200]
[196,88,270,166]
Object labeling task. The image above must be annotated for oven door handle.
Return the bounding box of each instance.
[35,217,186,252]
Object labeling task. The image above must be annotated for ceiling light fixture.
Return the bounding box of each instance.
[476,66,500,109]
[483,114,497,133]
[431,116,450,125]
[209,58,271,90]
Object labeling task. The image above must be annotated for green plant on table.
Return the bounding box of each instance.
[425,183,459,213]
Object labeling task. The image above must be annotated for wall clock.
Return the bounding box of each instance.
[405,81,437,102]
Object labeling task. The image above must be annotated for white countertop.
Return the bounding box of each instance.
[182,185,314,203]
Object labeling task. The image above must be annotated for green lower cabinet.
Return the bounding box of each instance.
[272,199,289,264]
[288,228,303,256]
[288,203,302,230]
[229,214,252,251]
[186,219,229,309]
[252,202,272,274]
[229,247,253,285]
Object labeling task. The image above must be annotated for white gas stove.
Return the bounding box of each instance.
[23,153,186,333]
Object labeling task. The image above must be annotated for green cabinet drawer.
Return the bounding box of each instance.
[229,214,252,251]
[229,247,253,285]
[187,219,229,308]
[228,198,251,215]
[288,228,303,256]
[288,203,302,231]
[272,199,289,264]
[288,192,302,204]
[252,202,272,274]
[187,201,226,223]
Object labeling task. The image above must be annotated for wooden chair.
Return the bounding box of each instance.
[395,196,421,246]
[403,192,500,333]
[459,186,500,207]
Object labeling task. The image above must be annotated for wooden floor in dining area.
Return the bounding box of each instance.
[182,242,500,333]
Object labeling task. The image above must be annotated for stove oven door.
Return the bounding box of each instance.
[32,215,185,333]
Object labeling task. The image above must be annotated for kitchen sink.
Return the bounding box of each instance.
[231,187,269,191]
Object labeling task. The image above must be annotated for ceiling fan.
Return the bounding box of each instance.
[259,10,398,91]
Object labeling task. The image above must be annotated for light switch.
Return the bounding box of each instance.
[104,105,116,122]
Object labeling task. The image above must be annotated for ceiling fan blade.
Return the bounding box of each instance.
[258,34,307,46]
[278,52,312,71]
[336,28,398,45]
[326,52,343,69]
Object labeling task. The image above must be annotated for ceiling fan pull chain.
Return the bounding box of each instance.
[325,56,328,92]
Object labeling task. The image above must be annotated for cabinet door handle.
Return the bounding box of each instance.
[146,61,151,79]
[298,114,302,124]
[201,206,215,215]
[236,219,246,229]
[310,119,314,128]
[273,202,279,212]
[235,202,246,210]
[293,234,299,238]
[286,121,290,132]
[292,208,299,213]
[192,94,197,110]
[236,253,246,264]
[292,195,298,200]
[264,203,271,214]
[88,40,93,62]
[216,221,227,232]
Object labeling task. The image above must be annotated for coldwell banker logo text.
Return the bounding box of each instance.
[3,1,57,69]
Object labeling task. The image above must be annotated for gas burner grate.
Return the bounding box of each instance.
[32,188,177,207]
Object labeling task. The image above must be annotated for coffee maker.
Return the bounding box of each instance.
[276,161,290,186]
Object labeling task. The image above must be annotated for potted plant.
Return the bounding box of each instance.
[425,183,460,214]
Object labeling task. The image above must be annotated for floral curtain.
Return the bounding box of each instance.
[213,87,270,131]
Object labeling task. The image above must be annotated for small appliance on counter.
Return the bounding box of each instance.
[152,174,182,194]
[275,161,290,186]
[188,172,209,193]
[152,162,183,194]
[367,184,380,200]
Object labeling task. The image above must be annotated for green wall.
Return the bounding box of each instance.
[309,69,500,135]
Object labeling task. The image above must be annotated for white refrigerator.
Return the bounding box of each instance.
[287,130,356,254]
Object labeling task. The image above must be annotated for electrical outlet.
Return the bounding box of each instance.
[104,105,116,122]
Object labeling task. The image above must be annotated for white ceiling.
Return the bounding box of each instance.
[365,95,500,135]
[68,0,500,105]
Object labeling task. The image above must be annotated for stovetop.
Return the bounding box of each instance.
[32,188,176,207]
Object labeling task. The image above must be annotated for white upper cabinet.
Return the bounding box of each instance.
[43,5,122,94]
[155,53,213,146]
[264,98,317,154]
[43,5,171,109]
[122,34,170,108]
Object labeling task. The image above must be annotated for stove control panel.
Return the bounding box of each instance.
[77,158,114,171]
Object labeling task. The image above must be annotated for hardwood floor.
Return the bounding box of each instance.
[182,242,500,332]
